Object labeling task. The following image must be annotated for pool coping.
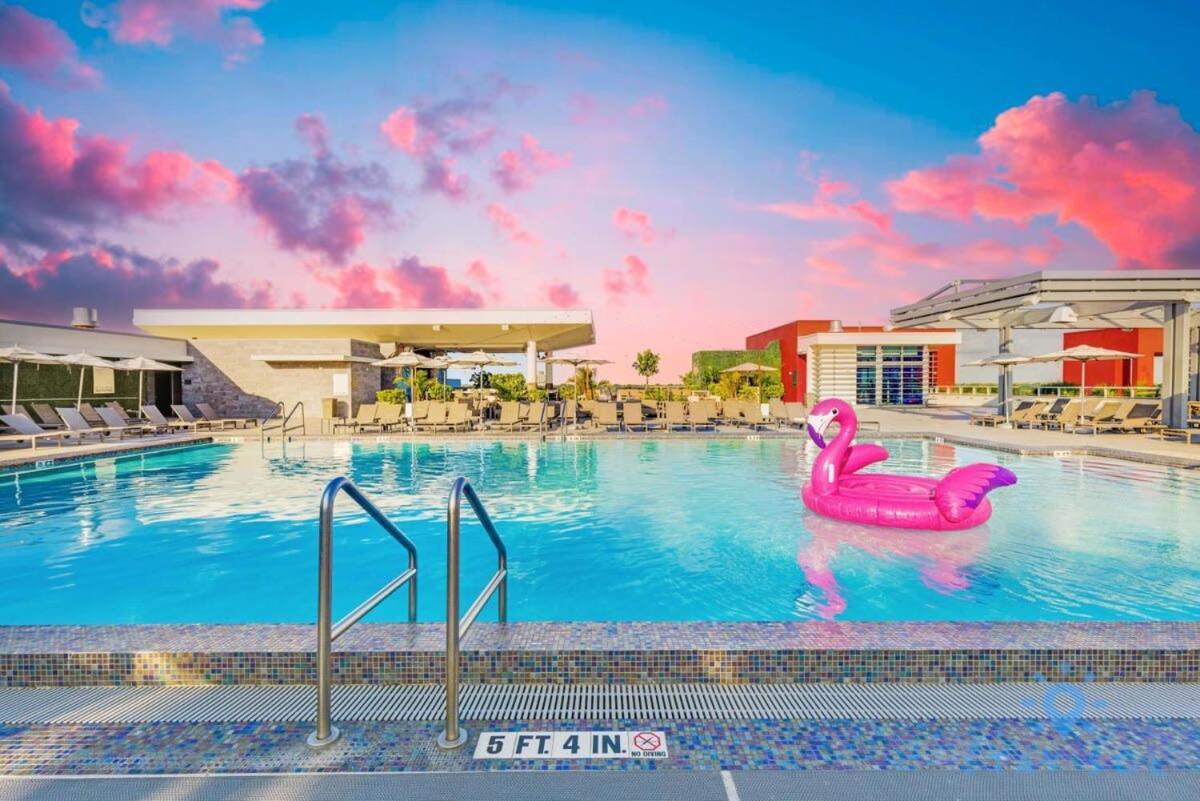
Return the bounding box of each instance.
[3,622,1197,686]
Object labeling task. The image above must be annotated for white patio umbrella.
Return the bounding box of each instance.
[372,350,442,401]
[112,356,182,417]
[0,345,60,411]
[1030,344,1143,401]
[545,356,611,425]
[965,353,1033,367]
[447,351,518,391]
[54,352,119,409]
[721,361,777,403]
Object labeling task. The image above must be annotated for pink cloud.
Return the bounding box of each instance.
[887,91,1200,268]
[820,228,1063,275]
[316,257,484,308]
[466,259,503,302]
[613,207,666,244]
[543,280,580,308]
[486,203,538,246]
[627,95,668,119]
[237,113,392,263]
[570,92,669,127]
[0,3,101,88]
[380,89,503,201]
[0,244,272,325]
[805,254,866,289]
[492,134,570,193]
[758,178,892,232]
[0,81,232,253]
[82,0,266,66]
[602,254,652,299]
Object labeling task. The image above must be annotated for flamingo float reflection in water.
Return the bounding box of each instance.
[803,398,1017,530]
[796,513,989,619]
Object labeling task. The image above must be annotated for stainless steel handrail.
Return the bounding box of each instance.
[308,476,418,748]
[262,401,306,441]
[437,476,507,750]
[259,400,284,431]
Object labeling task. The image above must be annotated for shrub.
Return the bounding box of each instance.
[490,373,527,401]
[376,388,407,404]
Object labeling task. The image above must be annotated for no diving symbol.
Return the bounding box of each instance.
[633,731,661,751]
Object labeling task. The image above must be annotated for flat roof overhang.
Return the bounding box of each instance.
[798,331,962,351]
[133,308,596,352]
[890,270,1200,330]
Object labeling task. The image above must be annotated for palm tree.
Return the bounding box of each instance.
[632,349,661,390]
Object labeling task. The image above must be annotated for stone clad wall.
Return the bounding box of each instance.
[181,338,384,424]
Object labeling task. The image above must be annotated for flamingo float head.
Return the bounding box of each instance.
[807,398,857,448]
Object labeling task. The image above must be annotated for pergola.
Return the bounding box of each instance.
[890,270,1200,428]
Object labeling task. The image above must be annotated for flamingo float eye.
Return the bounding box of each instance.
[831,408,838,416]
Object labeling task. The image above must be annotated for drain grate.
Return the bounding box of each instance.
[1,683,1197,725]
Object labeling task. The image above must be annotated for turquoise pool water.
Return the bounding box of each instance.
[1,439,1198,623]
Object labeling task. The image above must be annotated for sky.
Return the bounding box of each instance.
[2,1,1200,383]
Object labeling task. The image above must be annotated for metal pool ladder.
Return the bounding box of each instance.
[437,476,508,750]
[308,477,418,748]
[261,400,306,442]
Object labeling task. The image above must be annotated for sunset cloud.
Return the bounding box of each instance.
[0,81,232,253]
[492,134,570,192]
[0,244,272,324]
[613,207,667,243]
[602,254,651,299]
[466,259,503,302]
[316,257,484,308]
[543,279,580,308]
[486,203,538,246]
[82,0,267,66]
[0,3,100,87]
[758,178,892,232]
[238,113,392,263]
[887,91,1200,268]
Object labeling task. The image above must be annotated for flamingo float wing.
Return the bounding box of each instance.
[842,443,889,475]
[934,464,1018,523]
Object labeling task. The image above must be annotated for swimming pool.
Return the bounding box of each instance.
[1,438,1198,624]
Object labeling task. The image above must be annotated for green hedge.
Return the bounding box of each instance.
[690,340,781,374]
[0,363,142,407]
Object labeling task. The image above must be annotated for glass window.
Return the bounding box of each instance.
[856,366,877,405]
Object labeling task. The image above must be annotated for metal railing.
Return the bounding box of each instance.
[308,477,418,748]
[931,384,1162,399]
[437,476,508,750]
[261,401,306,441]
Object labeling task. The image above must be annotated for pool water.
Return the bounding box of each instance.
[1,439,1198,624]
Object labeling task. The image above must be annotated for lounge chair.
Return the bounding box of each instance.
[57,407,136,441]
[2,404,31,420]
[441,403,471,432]
[969,400,1035,427]
[196,402,256,429]
[785,402,808,427]
[333,403,378,433]
[622,402,652,431]
[521,401,547,430]
[664,401,692,432]
[1031,398,1070,428]
[1011,401,1049,429]
[96,407,158,437]
[740,402,769,431]
[30,403,65,429]
[593,402,621,431]
[688,400,717,429]
[0,413,91,449]
[142,405,196,431]
[415,402,448,431]
[1107,401,1164,434]
[720,400,744,427]
[1067,400,1128,435]
[768,399,790,426]
[78,403,106,426]
[106,402,134,422]
[493,402,522,431]
[561,399,578,428]
[376,402,406,432]
[171,405,215,431]
[1157,401,1200,444]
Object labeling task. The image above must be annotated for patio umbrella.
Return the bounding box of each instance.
[372,351,442,401]
[964,353,1035,423]
[112,356,182,417]
[54,352,118,409]
[721,361,777,403]
[1030,344,1142,402]
[0,345,60,411]
[447,351,518,392]
[545,356,612,425]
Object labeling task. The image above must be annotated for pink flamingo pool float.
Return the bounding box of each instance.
[803,398,1017,530]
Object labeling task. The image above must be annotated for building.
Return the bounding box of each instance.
[133,308,595,423]
[1062,328,1163,387]
[745,320,958,407]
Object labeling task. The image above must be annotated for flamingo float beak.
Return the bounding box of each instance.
[807,410,835,448]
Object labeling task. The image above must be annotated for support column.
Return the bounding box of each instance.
[543,351,554,388]
[1190,323,1199,404]
[998,326,1014,415]
[1162,302,1192,428]
[524,340,538,387]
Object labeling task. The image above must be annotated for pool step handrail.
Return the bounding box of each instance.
[262,401,306,441]
[438,476,508,750]
[309,476,418,748]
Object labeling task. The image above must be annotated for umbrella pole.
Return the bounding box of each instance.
[77,368,85,409]
[11,362,18,410]
[138,371,145,417]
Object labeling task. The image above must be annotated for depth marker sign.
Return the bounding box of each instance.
[474,730,668,759]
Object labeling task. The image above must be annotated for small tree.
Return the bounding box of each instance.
[632,349,661,390]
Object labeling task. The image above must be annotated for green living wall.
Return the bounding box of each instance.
[690,340,781,375]
[0,363,142,408]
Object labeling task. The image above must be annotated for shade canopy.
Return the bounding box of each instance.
[112,356,182,372]
[55,351,118,369]
[721,362,776,374]
[965,353,1033,367]
[371,351,442,368]
[1029,345,1143,363]
[447,351,518,367]
[544,356,612,367]
[0,345,60,365]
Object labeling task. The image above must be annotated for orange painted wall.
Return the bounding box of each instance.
[1062,329,1162,386]
[745,321,957,403]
